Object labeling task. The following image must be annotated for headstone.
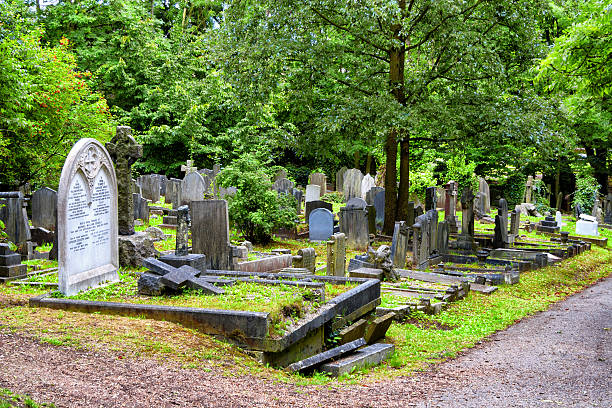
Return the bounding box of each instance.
[605,193,612,224]
[339,207,369,250]
[294,247,316,273]
[0,193,31,246]
[274,169,287,181]
[436,187,446,210]
[406,201,415,227]
[390,221,409,268]
[336,167,348,192]
[574,202,583,219]
[309,208,334,241]
[555,211,566,227]
[493,198,509,248]
[181,159,197,175]
[57,139,119,295]
[191,200,236,270]
[437,220,449,254]
[157,174,167,196]
[478,178,490,213]
[457,187,475,250]
[273,178,295,195]
[343,169,363,201]
[365,187,384,206]
[556,191,563,210]
[106,126,143,235]
[175,205,190,256]
[31,187,57,231]
[591,191,603,223]
[360,174,376,200]
[292,188,303,214]
[412,211,433,269]
[309,173,327,196]
[525,175,534,204]
[305,200,333,223]
[181,171,208,206]
[326,233,346,276]
[0,243,27,278]
[575,214,599,236]
[366,205,376,234]
[510,210,520,236]
[444,181,458,233]
[166,178,182,209]
[346,197,367,210]
[373,190,385,228]
[132,193,150,222]
[425,187,437,211]
[305,184,321,203]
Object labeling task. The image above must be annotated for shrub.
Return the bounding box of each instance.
[217,155,296,244]
[573,172,600,214]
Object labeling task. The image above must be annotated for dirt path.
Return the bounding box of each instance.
[1,276,611,408]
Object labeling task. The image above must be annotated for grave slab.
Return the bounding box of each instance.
[320,343,394,377]
[286,338,366,373]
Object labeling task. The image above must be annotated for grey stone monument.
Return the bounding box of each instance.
[305,200,333,223]
[326,233,346,277]
[339,206,369,250]
[305,184,321,203]
[181,171,208,206]
[191,200,236,270]
[343,169,363,201]
[57,138,119,295]
[309,208,334,241]
[457,187,475,251]
[309,172,327,196]
[360,174,376,200]
[390,221,409,268]
[335,167,348,192]
[31,187,57,231]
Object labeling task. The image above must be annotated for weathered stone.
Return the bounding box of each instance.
[305,200,332,222]
[478,177,490,213]
[390,221,409,268]
[373,189,385,228]
[0,194,31,246]
[292,188,303,214]
[145,226,165,241]
[305,184,321,203]
[191,200,236,270]
[349,268,383,280]
[132,193,150,222]
[343,169,363,201]
[320,343,394,377]
[425,187,437,211]
[346,197,367,210]
[181,172,208,206]
[137,273,166,296]
[360,174,376,200]
[605,193,612,224]
[444,181,458,233]
[185,277,225,295]
[326,233,346,277]
[309,172,327,196]
[335,167,348,192]
[339,207,369,251]
[309,208,334,241]
[510,210,520,236]
[175,205,190,256]
[273,177,295,194]
[437,220,449,255]
[57,139,119,295]
[159,253,206,273]
[118,232,160,267]
[525,175,534,204]
[364,312,395,344]
[337,319,368,345]
[31,187,57,231]
[30,227,54,246]
[160,265,199,290]
[457,187,475,250]
[296,248,316,273]
[286,338,366,373]
[140,174,161,204]
[181,159,198,175]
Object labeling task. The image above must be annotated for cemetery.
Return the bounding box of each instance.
[0,0,610,406]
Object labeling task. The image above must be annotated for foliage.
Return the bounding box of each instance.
[408,158,438,197]
[320,192,344,205]
[499,172,527,207]
[572,171,600,214]
[532,179,552,214]
[0,1,113,188]
[442,155,478,194]
[216,155,296,243]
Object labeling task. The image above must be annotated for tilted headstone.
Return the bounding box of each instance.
[339,206,369,250]
[305,184,321,203]
[31,187,57,231]
[181,171,208,206]
[360,174,376,200]
[309,208,334,241]
[132,193,150,222]
[390,221,409,268]
[0,192,31,246]
[524,175,534,204]
[305,200,333,223]
[343,169,363,201]
[478,178,490,213]
[373,190,385,227]
[273,177,295,194]
[57,139,119,295]
[336,167,348,192]
[191,200,236,270]
[326,233,346,276]
[106,126,143,235]
[309,172,327,196]
[425,187,437,211]
[346,197,367,210]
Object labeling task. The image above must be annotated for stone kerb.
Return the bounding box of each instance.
[57,138,119,296]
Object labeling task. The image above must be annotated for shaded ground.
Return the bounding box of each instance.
[1,276,610,408]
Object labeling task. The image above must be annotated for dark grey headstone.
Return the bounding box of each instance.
[425,187,437,211]
[175,205,190,256]
[305,200,332,222]
[346,197,367,210]
[0,195,31,245]
[373,190,385,226]
[339,207,369,250]
[287,338,366,373]
[191,200,235,270]
[31,187,57,231]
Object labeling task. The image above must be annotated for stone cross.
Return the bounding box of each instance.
[181,160,197,175]
[106,126,142,236]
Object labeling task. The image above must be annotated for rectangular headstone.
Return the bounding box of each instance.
[339,207,369,250]
[191,200,235,270]
[305,184,321,203]
[31,187,57,231]
[326,233,346,276]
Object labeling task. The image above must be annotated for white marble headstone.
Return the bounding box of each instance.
[57,139,119,296]
[360,174,376,200]
[305,184,321,203]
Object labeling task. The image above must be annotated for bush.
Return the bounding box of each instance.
[573,172,600,214]
[443,155,478,194]
[217,155,297,244]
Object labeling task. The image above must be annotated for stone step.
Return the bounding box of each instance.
[320,343,395,377]
[286,338,366,373]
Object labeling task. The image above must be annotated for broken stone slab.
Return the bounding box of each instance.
[286,338,366,373]
[364,313,395,344]
[349,267,383,280]
[137,273,166,296]
[185,278,225,295]
[159,253,207,273]
[337,319,368,345]
[331,298,381,331]
[320,343,395,377]
[159,266,199,290]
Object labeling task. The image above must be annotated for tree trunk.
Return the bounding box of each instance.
[353,151,360,169]
[396,137,410,220]
[383,130,398,235]
[584,145,609,195]
[366,153,373,175]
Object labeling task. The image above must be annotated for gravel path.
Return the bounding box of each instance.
[1,276,610,408]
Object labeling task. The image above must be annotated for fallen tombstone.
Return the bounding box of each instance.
[286,338,366,373]
[319,343,395,377]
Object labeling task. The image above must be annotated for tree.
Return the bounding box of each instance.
[214,0,548,234]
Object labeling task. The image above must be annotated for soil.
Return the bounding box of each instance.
[1,276,610,408]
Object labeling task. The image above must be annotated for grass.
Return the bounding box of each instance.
[0,388,54,408]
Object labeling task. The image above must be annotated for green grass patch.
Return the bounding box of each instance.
[0,388,55,408]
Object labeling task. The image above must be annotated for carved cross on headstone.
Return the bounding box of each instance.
[106,126,143,235]
[181,160,197,175]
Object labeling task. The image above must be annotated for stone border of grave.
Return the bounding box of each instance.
[29,274,380,366]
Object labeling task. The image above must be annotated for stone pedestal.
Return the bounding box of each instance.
[159,253,206,273]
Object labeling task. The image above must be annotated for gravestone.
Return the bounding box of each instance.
[309,208,334,241]
[140,175,161,204]
[360,174,376,200]
[346,197,367,210]
[556,191,563,210]
[390,221,409,268]
[510,210,520,236]
[436,187,446,210]
[305,200,333,223]
[309,173,327,196]
[525,175,534,204]
[31,187,57,231]
[166,178,182,209]
[175,205,190,256]
[366,205,376,235]
[365,186,384,206]
[457,187,475,250]
[574,203,583,219]
[336,167,348,192]
[605,193,612,224]
[157,174,167,197]
[437,220,449,255]
[133,193,150,222]
[0,243,27,278]
[191,200,236,270]
[575,214,599,236]
[305,184,321,203]
[181,159,197,175]
[0,192,31,246]
[294,247,316,273]
[326,233,346,277]
[555,211,565,227]
[413,211,438,269]
[343,169,363,201]
[273,178,295,194]
[292,188,303,214]
[493,198,509,248]
[106,126,143,235]
[478,178,490,213]
[406,201,415,227]
[339,206,369,250]
[57,139,119,295]
[591,191,603,223]
[425,187,437,211]
[181,171,208,206]
[444,181,458,233]
[373,190,385,228]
